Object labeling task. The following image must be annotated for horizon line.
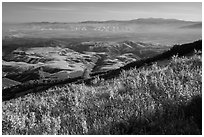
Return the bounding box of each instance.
[2,17,202,24]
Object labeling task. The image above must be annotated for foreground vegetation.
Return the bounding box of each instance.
[2,53,202,135]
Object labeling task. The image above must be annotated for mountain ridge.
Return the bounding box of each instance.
[23,18,201,24]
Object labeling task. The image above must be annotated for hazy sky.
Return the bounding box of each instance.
[2,2,202,23]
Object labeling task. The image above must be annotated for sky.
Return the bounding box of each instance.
[2,2,202,23]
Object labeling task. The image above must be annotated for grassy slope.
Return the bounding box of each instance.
[2,53,202,135]
[2,78,21,89]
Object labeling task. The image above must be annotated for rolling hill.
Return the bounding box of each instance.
[2,39,168,85]
[2,40,201,101]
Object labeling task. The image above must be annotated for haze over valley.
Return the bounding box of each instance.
[3,18,201,45]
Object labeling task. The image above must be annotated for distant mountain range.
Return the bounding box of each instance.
[3,18,201,45]
[25,18,201,24]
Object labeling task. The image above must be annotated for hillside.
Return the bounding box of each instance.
[2,39,167,85]
[2,40,201,101]
[2,51,202,135]
[89,40,202,80]
[2,78,21,89]
[180,23,202,29]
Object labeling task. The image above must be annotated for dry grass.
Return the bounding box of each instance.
[2,53,202,135]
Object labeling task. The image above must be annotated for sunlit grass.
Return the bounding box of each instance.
[2,53,202,135]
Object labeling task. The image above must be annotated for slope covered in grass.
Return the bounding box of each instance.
[2,52,202,135]
[2,78,21,89]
